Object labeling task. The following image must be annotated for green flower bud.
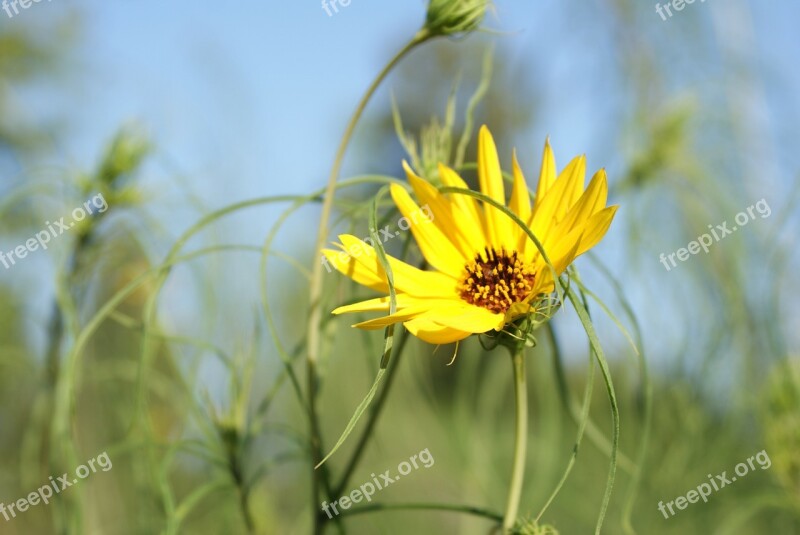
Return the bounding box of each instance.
[424,0,490,37]
[513,518,560,535]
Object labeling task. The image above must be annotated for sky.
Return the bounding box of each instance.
[4,0,799,368]
[28,0,793,208]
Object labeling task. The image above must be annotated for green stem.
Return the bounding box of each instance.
[503,348,528,532]
[306,29,431,534]
[337,502,503,523]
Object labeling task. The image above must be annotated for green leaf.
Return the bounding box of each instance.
[315,187,399,469]
[564,284,620,535]
[584,254,651,535]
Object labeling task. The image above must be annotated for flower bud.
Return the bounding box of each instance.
[424,0,490,37]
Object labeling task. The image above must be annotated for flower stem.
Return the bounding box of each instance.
[338,502,503,522]
[502,348,528,532]
[306,29,431,535]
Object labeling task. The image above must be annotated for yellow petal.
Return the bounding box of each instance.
[337,235,457,295]
[437,163,481,220]
[558,168,609,233]
[326,235,457,297]
[418,303,505,333]
[437,163,487,249]
[576,205,618,256]
[536,224,584,273]
[586,169,609,213]
[509,150,532,250]
[332,294,423,315]
[530,154,586,240]
[509,149,532,222]
[404,317,472,344]
[533,234,582,293]
[529,206,617,292]
[478,126,513,247]
[402,161,484,258]
[478,125,506,206]
[390,184,466,277]
[350,299,459,330]
[352,307,427,330]
[534,137,557,203]
[322,248,386,293]
[560,155,587,208]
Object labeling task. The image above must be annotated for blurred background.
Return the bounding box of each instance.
[0,0,798,533]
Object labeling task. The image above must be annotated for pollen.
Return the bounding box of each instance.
[458,247,535,313]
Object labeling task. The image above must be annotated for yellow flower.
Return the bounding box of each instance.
[323,126,618,344]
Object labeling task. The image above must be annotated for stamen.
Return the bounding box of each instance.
[458,248,535,313]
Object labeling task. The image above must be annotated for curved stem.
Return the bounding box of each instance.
[305,29,431,534]
[502,348,528,532]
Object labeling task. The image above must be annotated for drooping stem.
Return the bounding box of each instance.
[331,329,409,499]
[305,29,431,534]
[502,348,528,532]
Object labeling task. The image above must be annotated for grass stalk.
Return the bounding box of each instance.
[305,29,431,534]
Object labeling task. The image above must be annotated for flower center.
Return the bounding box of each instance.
[458,247,536,314]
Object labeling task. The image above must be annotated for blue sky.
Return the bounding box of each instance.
[40,0,795,204]
[6,0,799,367]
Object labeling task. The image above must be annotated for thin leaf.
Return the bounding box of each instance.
[535,299,596,522]
[565,284,620,535]
[585,253,651,535]
[315,187,399,469]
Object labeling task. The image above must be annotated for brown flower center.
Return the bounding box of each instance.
[458,247,536,314]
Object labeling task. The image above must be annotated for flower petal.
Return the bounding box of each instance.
[438,163,487,249]
[404,317,472,344]
[418,302,505,333]
[352,307,427,330]
[324,235,457,297]
[534,138,557,202]
[530,154,586,240]
[509,150,532,250]
[576,205,618,256]
[402,161,485,259]
[560,155,587,208]
[477,125,506,207]
[532,232,583,292]
[332,294,424,315]
[478,126,514,248]
[558,168,609,233]
[509,149,532,222]
[390,184,466,277]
